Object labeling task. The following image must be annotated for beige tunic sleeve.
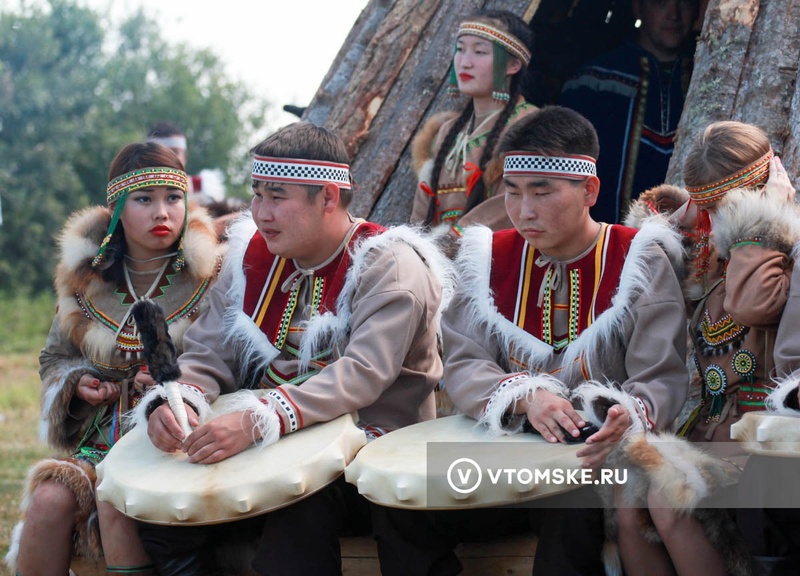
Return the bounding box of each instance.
[177,274,240,400]
[272,241,443,431]
[724,244,791,329]
[441,292,520,421]
[618,247,689,429]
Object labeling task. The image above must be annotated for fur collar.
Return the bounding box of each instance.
[55,203,221,298]
[710,187,800,260]
[221,215,455,376]
[455,218,683,380]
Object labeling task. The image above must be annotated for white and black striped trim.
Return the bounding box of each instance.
[266,388,300,433]
[252,156,352,189]
[504,153,597,180]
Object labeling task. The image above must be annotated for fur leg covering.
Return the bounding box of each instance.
[602,433,751,576]
[5,457,101,572]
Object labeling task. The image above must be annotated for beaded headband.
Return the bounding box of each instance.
[146,135,187,150]
[457,22,531,66]
[686,149,773,206]
[504,153,597,180]
[107,167,190,204]
[252,156,352,189]
[93,167,190,269]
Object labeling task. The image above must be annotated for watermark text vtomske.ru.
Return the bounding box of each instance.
[446,457,628,495]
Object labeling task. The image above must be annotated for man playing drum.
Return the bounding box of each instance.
[374,106,690,576]
[134,121,453,576]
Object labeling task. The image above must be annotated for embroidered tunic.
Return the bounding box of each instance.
[411,100,537,235]
[20,204,222,564]
[40,205,222,457]
[677,191,797,442]
[176,217,448,438]
[443,220,688,431]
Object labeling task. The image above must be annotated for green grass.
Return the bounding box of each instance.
[0,293,54,560]
[0,292,55,355]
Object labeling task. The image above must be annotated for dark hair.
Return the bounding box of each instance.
[250,122,354,207]
[146,121,185,139]
[103,142,187,281]
[496,105,599,159]
[426,9,535,224]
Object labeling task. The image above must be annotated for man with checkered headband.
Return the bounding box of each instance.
[438,106,689,575]
[134,122,454,575]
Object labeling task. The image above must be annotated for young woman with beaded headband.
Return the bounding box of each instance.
[615,120,799,576]
[6,142,224,576]
[410,9,537,239]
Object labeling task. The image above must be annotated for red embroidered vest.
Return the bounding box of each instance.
[241,221,386,348]
[490,224,637,349]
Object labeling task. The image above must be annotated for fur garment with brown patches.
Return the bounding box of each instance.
[5,458,102,571]
[600,432,752,576]
[410,111,459,177]
[623,183,689,229]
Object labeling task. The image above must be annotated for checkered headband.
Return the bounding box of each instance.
[503,153,597,180]
[252,156,352,189]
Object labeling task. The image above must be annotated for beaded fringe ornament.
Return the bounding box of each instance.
[491,43,510,102]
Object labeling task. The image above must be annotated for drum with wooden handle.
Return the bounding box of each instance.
[96,395,367,525]
[345,414,584,510]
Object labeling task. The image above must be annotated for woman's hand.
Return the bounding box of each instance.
[76,374,121,406]
[764,156,796,203]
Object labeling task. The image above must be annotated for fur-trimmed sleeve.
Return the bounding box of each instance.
[39,317,102,452]
[712,189,799,328]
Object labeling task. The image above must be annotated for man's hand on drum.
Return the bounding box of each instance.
[183,411,259,465]
[577,404,631,470]
[76,374,120,406]
[521,389,585,443]
[148,402,200,452]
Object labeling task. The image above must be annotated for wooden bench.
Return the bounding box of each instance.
[342,532,537,575]
[70,533,537,575]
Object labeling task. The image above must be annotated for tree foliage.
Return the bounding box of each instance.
[0,0,267,294]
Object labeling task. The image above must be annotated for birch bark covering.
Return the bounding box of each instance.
[668,0,800,188]
[305,0,536,223]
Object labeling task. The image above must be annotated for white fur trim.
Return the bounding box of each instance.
[222,307,281,382]
[298,224,455,372]
[711,188,800,259]
[571,381,645,434]
[479,373,569,436]
[457,226,555,370]
[39,358,94,444]
[766,372,800,415]
[4,521,22,572]
[560,217,683,377]
[212,390,281,447]
[457,220,683,381]
[602,540,622,576]
[125,382,212,432]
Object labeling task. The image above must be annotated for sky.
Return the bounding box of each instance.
[8,0,369,128]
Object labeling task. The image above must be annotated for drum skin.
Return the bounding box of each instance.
[731,412,800,457]
[345,415,584,510]
[96,399,367,525]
